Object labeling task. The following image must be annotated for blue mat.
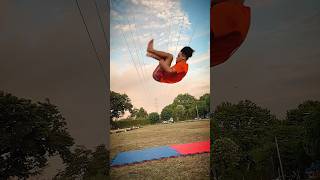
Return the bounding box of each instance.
[111,146,180,166]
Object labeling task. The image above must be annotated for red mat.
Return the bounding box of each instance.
[170,140,210,155]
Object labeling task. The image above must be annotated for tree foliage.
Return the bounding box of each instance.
[110,91,133,127]
[287,100,320,160]
[173,94,197,119]
[136,107,148,119]
[160,104,175,121]
[214,100,276,151]
[212,138,240,179]
[130,108,139,119]
[211,100,320,179]
[148,112,160,124]
[0,91,74,179]
[273,123,311,179]
[198,93,210,118]
[174,105,185,121]
[55,145,92,179]
[55,144,109,179]
[212,100,277,178]
[160,93,210,121]
[130,107,148,120]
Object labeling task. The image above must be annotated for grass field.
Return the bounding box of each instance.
[110,120,210,180]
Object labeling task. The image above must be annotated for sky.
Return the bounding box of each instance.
[211,0,320,118]
[110,0,210,115]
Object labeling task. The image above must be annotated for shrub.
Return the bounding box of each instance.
[112,118,150,129]
[148,112,160,124]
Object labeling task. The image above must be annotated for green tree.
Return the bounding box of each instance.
[199,93,210,118]
[199,93,210,105]
[196,100,206,118]
[211,100,320,179]
[55,145,92,179]
[214,100,276,151]
[84,144,109,179]
[278,100,320,178]
[187,106,197,119]
[304,110,320,161]
[110,91,133,127]
[55,145,109,179]
[160,104,175,121]
[287,100,320,160]
[173,93,196,119]
[273,122,311,179]
[136,107,148,119]
[130,107,148,119]
[213,100,277,178]
[287,100,320,124]
[0,91,74,179]
[174,105,185,121]
[148,112,160,124]
[129,108,139,119]
[212,138,241,180]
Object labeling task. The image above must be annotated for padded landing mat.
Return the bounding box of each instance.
[170,140,210,155]
[111,140,210,167]
[111,146,180,166]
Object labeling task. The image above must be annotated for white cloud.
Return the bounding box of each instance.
[111,0,192,54]
[114,24,136,32]
[110,9,123,22]
[189,50,210,65]
[131,0,139,5]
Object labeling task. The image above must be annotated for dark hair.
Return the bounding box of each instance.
[180,46,194,59]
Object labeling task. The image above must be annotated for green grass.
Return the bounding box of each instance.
[110,120,210,179]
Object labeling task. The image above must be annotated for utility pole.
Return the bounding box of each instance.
[195,104,199,119]
[275,136,285,180]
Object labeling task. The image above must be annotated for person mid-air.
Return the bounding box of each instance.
[146,39,194,84]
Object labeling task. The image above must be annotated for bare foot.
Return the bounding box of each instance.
[147,39,154,52]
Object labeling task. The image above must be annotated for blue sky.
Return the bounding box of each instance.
[110,0,210,114]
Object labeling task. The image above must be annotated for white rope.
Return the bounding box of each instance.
[174,14,185,56]
[110,0,152,102]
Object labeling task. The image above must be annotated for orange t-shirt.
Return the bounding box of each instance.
[160,60,188,83]
[211,1,250,67]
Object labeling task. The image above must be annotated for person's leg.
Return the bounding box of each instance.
[146,52,162,61]
[163,55,174,67]
[147,52,174,68]
[152,65,163,82]
[147,39,174,67]
[147,39,173,60]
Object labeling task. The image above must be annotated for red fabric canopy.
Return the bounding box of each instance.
[211,0,251,67]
